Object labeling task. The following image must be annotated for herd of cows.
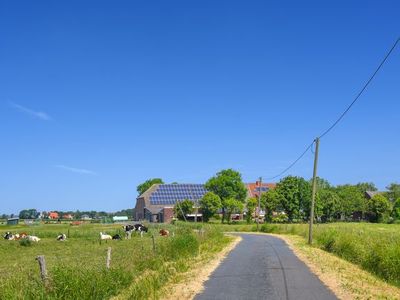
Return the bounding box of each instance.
[3,223,171,243]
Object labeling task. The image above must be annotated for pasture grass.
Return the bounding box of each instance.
[0,223,231,300]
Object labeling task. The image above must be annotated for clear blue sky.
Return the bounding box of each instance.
[1,1,399,214]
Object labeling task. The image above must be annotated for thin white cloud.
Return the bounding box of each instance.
[10,101,51,121]
[55,165,98,176]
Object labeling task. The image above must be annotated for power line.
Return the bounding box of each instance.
[265,140,314,180]
[319,37,399,139]
[264,37,399,181]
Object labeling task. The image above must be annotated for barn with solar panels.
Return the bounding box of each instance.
[134,184,208,223]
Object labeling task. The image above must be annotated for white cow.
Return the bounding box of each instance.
[27,235,41,242]
[100,232,112,240]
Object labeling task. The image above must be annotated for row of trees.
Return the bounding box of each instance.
[8,209,134,220]
[261,177,398,223]
[168,169,400,224]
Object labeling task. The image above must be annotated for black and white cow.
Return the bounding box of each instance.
[56,234,67,241]
[122,225,134,239]
[123,224,148,238]
[134,224,148,233]
[3,232,14,240]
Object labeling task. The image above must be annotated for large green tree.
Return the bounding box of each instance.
[224,198,244,223]
[245,197,257,224]
[19,209,40,219]
[173,199,194,220]
[367,194,391,222]
[275,176,312,222]
[261,189,284,222]
[386,183,400,202]
[199,192,222,222]
[318,189,341,221]
[312,177,332,191]
[355,182,378,193]
[205,169,247,223]
[136,178,164,196]
[391,198,400,220]
[335,185,367,219]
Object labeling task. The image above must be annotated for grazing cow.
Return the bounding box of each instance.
[123,224,148,239]
[28,235,40,242]
[112,234,122,240]
[159,229,169,237]
[3,232,14,240]
[57,234,67,241]
[122,225,135,239]
[134,224,148,233]
[100,232,112,240]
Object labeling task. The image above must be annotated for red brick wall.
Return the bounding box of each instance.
[162,207,174,223]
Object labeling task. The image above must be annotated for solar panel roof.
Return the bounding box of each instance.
[149,184,207,206]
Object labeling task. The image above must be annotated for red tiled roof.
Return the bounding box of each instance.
[49,212,59,219]
[246,182,276,198]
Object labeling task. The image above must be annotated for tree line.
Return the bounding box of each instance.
[167,169,400,224]
[1,209,134,220]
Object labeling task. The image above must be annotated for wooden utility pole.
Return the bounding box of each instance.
[308,138,320,245]
[256,177,262,232]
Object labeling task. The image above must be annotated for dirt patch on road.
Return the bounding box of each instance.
[161,235,241,300]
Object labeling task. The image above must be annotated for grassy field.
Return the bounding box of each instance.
[211,221,400,287]
[0,222,231,300]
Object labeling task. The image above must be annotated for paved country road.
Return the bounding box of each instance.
[195,233,337,300]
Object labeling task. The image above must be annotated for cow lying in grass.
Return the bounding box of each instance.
[57,234,67,241]
[4,232,15,240]
[123,224,148,239]
[27,235,40,242]
[112,234,122,240]
[3,232,29,241]
[159,229,169,237]
[100,232,112,240]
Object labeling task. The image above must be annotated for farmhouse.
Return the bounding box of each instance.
[48,212,59,219]
[134,184,207,223]
[134,182,276,223]
[246,182,276,198]
[81,214,92,220]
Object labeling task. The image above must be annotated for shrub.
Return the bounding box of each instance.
[19,238,31,247]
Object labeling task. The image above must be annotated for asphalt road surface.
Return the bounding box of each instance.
[195,233,337,300]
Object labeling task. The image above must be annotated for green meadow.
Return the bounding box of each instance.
[0,222,230,300]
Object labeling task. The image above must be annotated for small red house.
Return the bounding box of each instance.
[49,212,59,219]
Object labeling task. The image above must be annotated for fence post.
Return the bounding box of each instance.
[151,235,156,254]
[67,229,70,238]
[106,247,112,269]
[36,255,48,283]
